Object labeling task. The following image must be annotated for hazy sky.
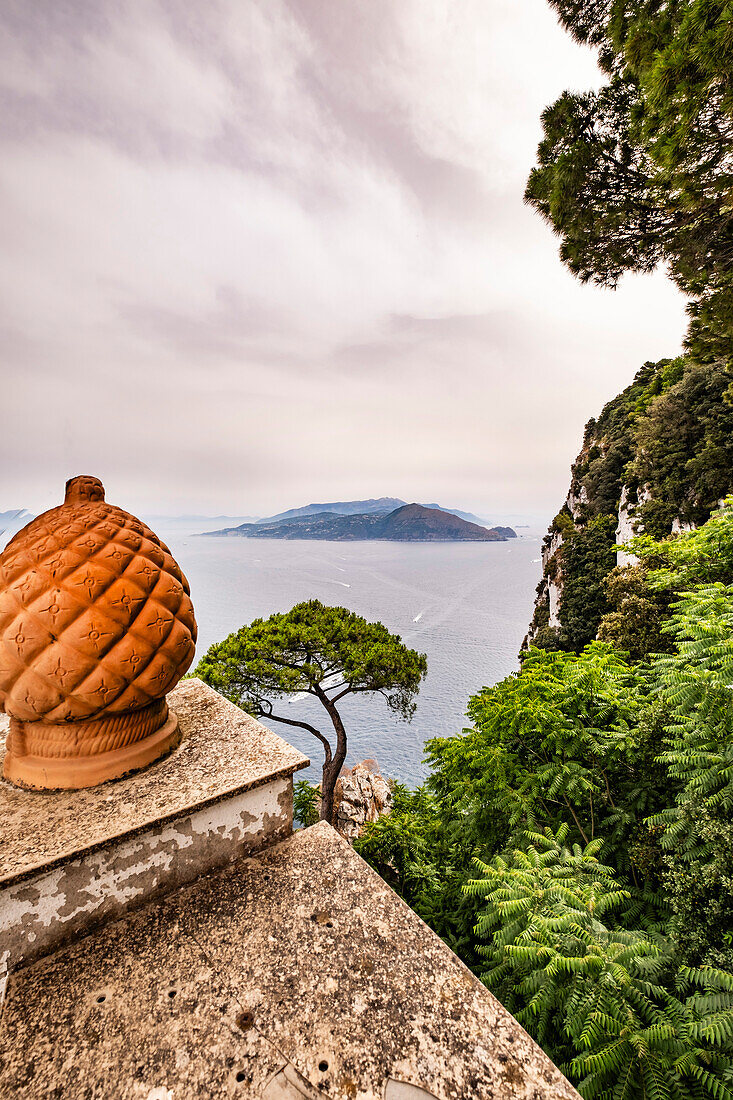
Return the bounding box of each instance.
[0,0,686,520]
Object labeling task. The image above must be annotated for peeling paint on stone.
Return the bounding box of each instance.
[1,775,292,971]
[1,682,581,1098]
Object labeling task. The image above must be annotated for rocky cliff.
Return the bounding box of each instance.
[526,357,733,652]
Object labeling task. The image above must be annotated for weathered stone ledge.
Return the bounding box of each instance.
[0,822,580,1100]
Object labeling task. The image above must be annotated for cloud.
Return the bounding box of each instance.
[0,0,687,518]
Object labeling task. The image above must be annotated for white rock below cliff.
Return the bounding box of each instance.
[616,486,640,567]
[548,577,562,629]
[671,517,696,534]
[542,529,564,570]
[566,484,588,523]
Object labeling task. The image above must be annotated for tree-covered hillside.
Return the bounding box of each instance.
[525,0,733,366]
[523,0,733,655]
[351,3,733,1096]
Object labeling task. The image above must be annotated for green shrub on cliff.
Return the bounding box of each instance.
[651,582,733,969]
[631,366,733,536]
[557,515,618,650]
[466,828,733,1100]
[597,564,672,661]
[634,499,733,591]
[530,360,733,655]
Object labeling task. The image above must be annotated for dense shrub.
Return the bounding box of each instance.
[597,564,672,660]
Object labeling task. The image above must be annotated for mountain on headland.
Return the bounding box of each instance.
[205,504,515,542]
[260,498,405,523]
[145,514,261,525]
[0,509,32,531]
[420,504,487,526]
[0,510,35,550]
[378,504,509,541]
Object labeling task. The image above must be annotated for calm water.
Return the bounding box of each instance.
[156,526,545,786]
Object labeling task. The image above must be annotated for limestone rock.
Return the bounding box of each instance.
[333,759,392,841]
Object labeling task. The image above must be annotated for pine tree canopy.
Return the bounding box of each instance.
[195,600,426,824]
[195,599,426,721]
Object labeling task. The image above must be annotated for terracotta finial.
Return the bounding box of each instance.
[65,475,106,504]
[0,477,198,790]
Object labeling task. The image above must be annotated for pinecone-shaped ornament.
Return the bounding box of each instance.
[0,475,197,789]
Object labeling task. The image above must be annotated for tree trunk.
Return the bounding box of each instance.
[320,759,339,824]
[318,698,348,825]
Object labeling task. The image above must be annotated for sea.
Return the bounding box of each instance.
[153,522,546,787]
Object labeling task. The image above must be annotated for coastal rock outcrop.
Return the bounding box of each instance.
[333,759,392,841]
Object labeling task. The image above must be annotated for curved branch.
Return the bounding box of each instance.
[330,684,383,703]
[258,705,333,759]
[331,685,354,703]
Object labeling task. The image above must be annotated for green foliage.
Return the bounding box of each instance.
[559,516,618,649]
[293,779,320,828]
[633,499,733,591]
[527,1,733,361]
[526,596,563,653]
[553,506,579,535]
[530,360,732,656]
[354,509,733,1097]
[631,366,733,535]
[430,644,672,887]
[601,513,733,965]
[650,584,733,967]
[471,4,733,1087]
[566,358,686,526]
[195,599,426,721]
[466,827,733,1099]
[354,783,481,960]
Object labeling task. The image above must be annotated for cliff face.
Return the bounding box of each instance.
[526,358,733,651]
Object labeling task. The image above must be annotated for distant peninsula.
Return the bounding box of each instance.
[203,503,516,542]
